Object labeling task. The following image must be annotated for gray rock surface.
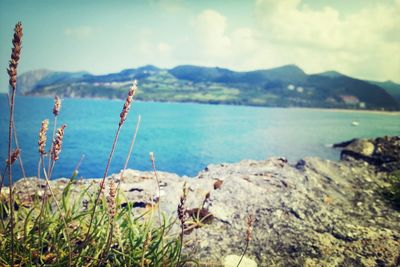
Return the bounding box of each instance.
[9,137,400,266]
[336,136,400,172]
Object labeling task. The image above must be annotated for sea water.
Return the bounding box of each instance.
[1,94,399,183]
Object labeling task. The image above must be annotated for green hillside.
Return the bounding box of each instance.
[18,65,400,111]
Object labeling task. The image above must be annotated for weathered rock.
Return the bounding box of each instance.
[7,137,400,266]
[337,136,400,172]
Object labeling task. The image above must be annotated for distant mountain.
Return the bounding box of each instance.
[17,65,400,111]
[170,64,306,84]
[18,69,53,94]
[18,69,89,94]
[317,70,400,105]
[318,70,345,78]
[367,80,400,102]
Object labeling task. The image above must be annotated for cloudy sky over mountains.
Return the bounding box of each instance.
[0,0,399,91]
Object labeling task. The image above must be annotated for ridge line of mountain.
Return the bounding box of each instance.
[16,64,400,111]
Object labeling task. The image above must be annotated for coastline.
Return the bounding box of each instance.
[287,107,400,116]
[3,93,400,114]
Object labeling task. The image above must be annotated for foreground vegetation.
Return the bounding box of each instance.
[0,22,188,267]
[0,178,185,266]
[0,21,255,267]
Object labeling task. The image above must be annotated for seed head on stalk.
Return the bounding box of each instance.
[119,80,137,126]
[53,96,61,116]
[6,148,20,166]
[7,22,23,91]
[38,119,49,155]
[51,124,66,162]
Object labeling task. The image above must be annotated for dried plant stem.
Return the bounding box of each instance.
[149,152,167,265]
[84,81,137,245]
[7,75,16,267]
[41,155,72,266]
[0,166,9,193]
[37,158,41,179]
[72,154,85,178]
[37,156,45,263]
[237,214,254,267]
[149,153,162,225]
[237,242,249,267]
[48,115,58,175]
[177,182,188,265]
[6,28,23,264]
[6,27,23,261]
[7,93,26,178]
[84,124,122,243]
[116,114,141,194]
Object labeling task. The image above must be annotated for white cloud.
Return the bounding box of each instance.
[186,2,400,82]
[254,0,400,81]
[194,10,232,58]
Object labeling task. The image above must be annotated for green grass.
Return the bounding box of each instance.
[0,177,186,266]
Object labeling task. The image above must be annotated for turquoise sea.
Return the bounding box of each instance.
[1,94,399,183]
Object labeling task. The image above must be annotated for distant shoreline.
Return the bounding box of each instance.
[2,93,400,114]
[287,107,400,116]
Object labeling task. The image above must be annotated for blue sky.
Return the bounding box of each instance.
[0,0,399,92]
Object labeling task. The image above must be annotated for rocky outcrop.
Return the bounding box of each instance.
[9,137,400,266]
[335,136,400,172]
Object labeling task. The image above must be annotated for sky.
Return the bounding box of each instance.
[0,0,399,92]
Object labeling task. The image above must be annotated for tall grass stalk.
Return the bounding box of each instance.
[6,21,23,266]
[48,96,61,176]
[84,80,137,245]
[7,93,26,178]
[177,182,188,264]
[72,154,85,178]
[38,119,49,179]
[116,114,141,194]
[0,167,9,193]
[149,152,162,225]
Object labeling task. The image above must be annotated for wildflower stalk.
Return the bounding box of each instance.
[0,167,6,192]
[149,152,162,224]
[149,151,167,264]
[177,182,188,264]
[116,114,141,194]
[48,96,61,175]
[0,166,9,193]
[6,21,23,266]
[7,93,26,178]
[38,119,49,179]
[84,80,137,247]
[48,124,66,179]
[71,154,85,178]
